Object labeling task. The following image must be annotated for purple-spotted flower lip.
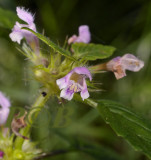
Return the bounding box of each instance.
[56,67,92,101]
[106,53,144,79]
[9,7,38,46]
[0,92,11,125]
[68,25,91,44]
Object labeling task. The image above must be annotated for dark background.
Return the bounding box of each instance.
[0,0,151,159]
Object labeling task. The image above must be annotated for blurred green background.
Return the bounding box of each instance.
[0,0,151,159]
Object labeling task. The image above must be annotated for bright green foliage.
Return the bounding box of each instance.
[0,8,18,29]
[97,100,151,159]
[71,43,116,60]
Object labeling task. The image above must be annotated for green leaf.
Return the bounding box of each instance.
[22,27,76,61]
[97,100,151,159]
[72,43,116,60]
[0,8,18,29]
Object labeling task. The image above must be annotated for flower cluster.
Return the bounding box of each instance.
[9,6,144,103]
[0,5,146,160]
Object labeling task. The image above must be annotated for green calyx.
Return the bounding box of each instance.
[0,130,41,160]
[18,28,115,97]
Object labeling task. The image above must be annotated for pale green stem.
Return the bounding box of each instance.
[14,91,51,149]
[74,94,98,108]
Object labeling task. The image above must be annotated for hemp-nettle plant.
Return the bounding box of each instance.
[0,6,146,160]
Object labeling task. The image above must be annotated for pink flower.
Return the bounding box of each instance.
[9,7,39,51]
[106,54,144,79]
[0,92,11,125]
[0,151,4,159]
[68,25,91,44]
[56,67,92,101]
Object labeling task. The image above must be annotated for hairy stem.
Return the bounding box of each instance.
[14,91,51,149]
[89,63,107,71]
[74,94,98,108]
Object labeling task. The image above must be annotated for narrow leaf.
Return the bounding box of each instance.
[22,27,76,61]
[97,100,151,159]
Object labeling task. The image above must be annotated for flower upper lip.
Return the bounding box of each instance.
[9,7,38,48]
[68,25,91,44]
